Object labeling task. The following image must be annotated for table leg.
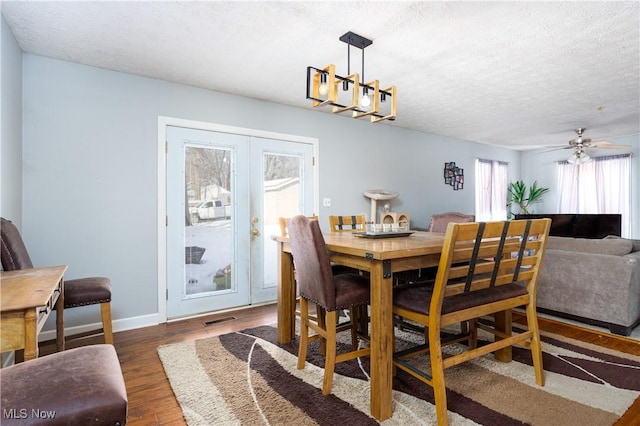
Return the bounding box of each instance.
[23,309,38,361]
[369,260,394,421]
[277,243,295,344]
[56,278,65,352]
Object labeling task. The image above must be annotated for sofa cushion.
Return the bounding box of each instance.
[604,235,640,253]
[547,236,633,256]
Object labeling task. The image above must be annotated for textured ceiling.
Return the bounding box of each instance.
[2,1,639,150]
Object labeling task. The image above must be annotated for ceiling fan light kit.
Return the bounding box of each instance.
[562,127,631,164]
[567,151,591,165]
[306,31,396,123]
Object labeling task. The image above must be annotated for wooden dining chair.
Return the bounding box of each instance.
[392,218,551,425]
[287,215,371,395]
[328,214,366,232]
[0,217,114,345]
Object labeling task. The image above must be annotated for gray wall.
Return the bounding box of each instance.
[521,134,640,238]
[1,14,23,227]
[20,53,519,330]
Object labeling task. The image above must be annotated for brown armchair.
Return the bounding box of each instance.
[0,218,113,344]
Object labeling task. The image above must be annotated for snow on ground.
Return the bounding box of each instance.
[184,220,281,296]
[185,220,231,295]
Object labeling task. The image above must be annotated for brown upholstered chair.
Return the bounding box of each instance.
[278,215,318,237]
[427,211,475,232]
[0,344,127,425]
[396,212,476,286]
[0,218,113,344]
[328,214,366,232]
[287,215,371,395]
[393,219,551,425]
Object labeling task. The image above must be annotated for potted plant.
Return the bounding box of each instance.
[507,180,549,218]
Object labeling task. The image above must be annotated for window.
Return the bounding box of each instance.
[475,159,508,221]
[557,154,631,236]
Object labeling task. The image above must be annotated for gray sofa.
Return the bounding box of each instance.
[537,235,640,335]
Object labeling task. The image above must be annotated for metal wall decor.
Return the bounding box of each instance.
[444,162,464,190]
[306,31,396,123]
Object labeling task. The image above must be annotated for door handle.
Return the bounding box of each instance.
[251,228,260,236]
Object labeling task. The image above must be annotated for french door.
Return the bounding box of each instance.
[165,124,315,319]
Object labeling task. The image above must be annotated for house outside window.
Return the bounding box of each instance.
[557,154,632,237]
[475,159,508,221]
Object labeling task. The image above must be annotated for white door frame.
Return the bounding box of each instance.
[157,116,319,322]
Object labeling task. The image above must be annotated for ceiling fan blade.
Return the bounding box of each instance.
[590,140,613,147]
[541,145,573,153]
[595,144,631,150]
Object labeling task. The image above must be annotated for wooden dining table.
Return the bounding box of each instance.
[275,230,456,421]
[275,229,519,419]
[0,265,67,361]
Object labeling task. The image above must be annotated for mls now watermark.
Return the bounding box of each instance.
[3,408,56,420]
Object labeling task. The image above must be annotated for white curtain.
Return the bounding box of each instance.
[557,154,631,236]
[475,159,508,221]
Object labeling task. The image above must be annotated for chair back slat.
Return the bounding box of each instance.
[328,215,366,232]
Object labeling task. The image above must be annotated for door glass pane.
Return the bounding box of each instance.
[184,145,233,297]
[262,153,301,287]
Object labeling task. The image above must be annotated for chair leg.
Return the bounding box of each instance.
[323,310,338,395]
[348,307,358,349]
[526,303,545,386]
[317,305,327,356]
[468,319,478,349]
[429,327,449,426]
[358,305,368,335]
[100,302,114,345]
[297,298,310,370]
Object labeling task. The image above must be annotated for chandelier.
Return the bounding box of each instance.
[306,31,396,123]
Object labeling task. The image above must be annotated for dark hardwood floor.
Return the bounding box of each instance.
[40,303,277,425]
[38,304,639,426]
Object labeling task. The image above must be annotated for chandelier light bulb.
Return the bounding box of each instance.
[360,94,371,108]
[360,87,371,108]
[318,72,329,96]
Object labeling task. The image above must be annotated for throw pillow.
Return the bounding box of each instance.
[604,235,640,252]
[547,236,633,256]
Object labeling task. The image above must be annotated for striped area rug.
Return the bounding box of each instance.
[158,324,640,425]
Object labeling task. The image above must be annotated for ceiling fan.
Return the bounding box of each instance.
[553,128,631,164]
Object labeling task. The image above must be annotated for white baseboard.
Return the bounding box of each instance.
[38,313,161,342]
